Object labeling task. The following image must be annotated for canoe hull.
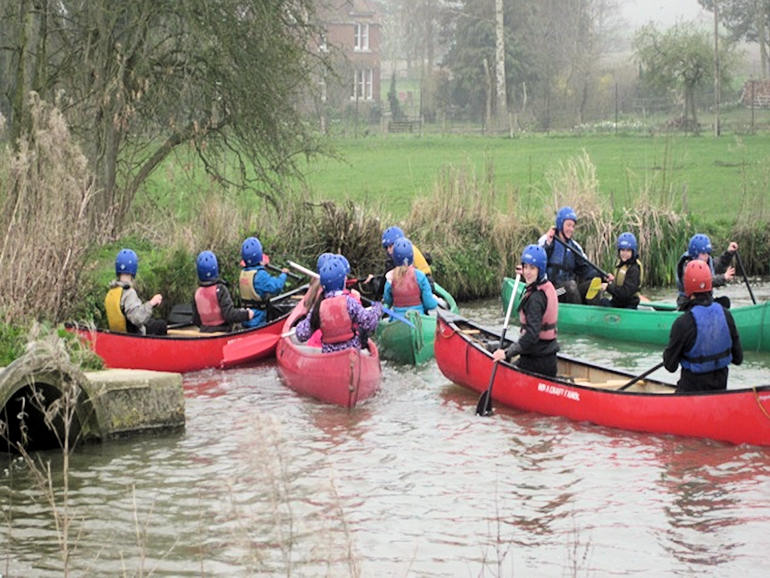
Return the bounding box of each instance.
[374,282,458,365]
[276,296,381,408]
[376,311,436,365]
[501,277,770,351]
[70,321,284,373]
[435,310,770,446]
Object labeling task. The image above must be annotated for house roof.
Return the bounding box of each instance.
[318,0,380,23]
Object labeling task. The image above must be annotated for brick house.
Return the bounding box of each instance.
[741,79,770,108]
[317,0,381,121]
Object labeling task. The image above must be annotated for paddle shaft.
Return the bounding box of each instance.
[266,262,302,281]
[734,250,757,305]
[476,273,521,416]
[618,361,665,391]
[551,235,610,280]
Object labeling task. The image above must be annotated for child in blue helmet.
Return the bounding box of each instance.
[364,225,434,299]
[383,238,438,315]
[598,232,643,309]
[192,251,253,332]
[675,234,737,309]
[238,236,289,327]
[492,244,559,377]
[295,256,382,353]
[105,249,167,335]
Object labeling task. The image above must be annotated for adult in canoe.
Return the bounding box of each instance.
[664,259,743,392]
[538,206,607,305]
[105,248,167,335]
[295,256,382,353]
[192,250,253,333]
[383,238,438,316]
[675,233,737,309]
[491,244,560,377]
[238,236,289,327]
[597,232,642,309]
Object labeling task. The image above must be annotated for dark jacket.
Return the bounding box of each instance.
[606,257,641,309]
[663,294,743,392]
[192,280,251,333]
[505,280,560,359]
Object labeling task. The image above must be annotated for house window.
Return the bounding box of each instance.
[351,69,373,101]
[354,23,369,51]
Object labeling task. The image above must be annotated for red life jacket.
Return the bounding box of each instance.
[391,266,422,308]
[519,280,558,340]
[195,284,225,327]
[319,295,355,344]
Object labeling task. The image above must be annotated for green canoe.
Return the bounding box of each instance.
[501,276,770,352]
[375,283,459,364]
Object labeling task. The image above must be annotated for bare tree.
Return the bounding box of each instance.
[1,0,331,230]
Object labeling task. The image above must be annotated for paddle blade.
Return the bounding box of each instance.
[585,277,603,300]
[475,390,493,416]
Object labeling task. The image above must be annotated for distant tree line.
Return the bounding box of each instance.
[378,0,751,131]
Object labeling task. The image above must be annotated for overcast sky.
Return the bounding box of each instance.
[619,0,710,29]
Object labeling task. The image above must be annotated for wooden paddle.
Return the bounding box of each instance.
[734,250,757,305]
[287,260,416,328]
[476,273,521,416]
[618,361,665,391]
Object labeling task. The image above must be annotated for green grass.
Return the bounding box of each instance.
[296,132,770,222]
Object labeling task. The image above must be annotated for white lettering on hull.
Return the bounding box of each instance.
[537,382,580,402]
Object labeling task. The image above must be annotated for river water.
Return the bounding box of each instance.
[2,284,770,576]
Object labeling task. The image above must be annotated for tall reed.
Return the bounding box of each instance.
[0,96,110,325]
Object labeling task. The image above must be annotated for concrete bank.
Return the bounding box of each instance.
[0,346,185,451]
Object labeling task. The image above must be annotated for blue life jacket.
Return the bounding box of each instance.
[547,238,578,285]
[681,302,732,373]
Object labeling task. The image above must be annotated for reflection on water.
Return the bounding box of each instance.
[1,283,770,575]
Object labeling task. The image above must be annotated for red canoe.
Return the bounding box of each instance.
[276,291,381,408]
[70,285,307,373]
[434,310,770,447]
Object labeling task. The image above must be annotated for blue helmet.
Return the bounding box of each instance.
[319,257,346,293]
[617,232,638,256]
[521,244,547,280]
[687,234,712,259]
[338,254,351,275]
[555,206,578,232]
[316,252,336,273]
[392,237,414,267]
[241,237,263,267]
[381,226,405,248]
[115,249,138,276]
[196,250,219,282]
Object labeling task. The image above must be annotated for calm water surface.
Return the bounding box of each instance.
[2,283,770,576]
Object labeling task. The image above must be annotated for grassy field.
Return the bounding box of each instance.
[296,132,770,222]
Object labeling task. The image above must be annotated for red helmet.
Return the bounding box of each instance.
[683,259,712,296]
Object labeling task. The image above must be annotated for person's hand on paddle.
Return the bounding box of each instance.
[544,227,556,245]
[350,288,361,300]
[363,274,374,284]
[281,267,289,274]
[728,241,738,253]
[492,349,506,362]
[247,308,255,320]
[150,294,163,307]
[724,265,736,281]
